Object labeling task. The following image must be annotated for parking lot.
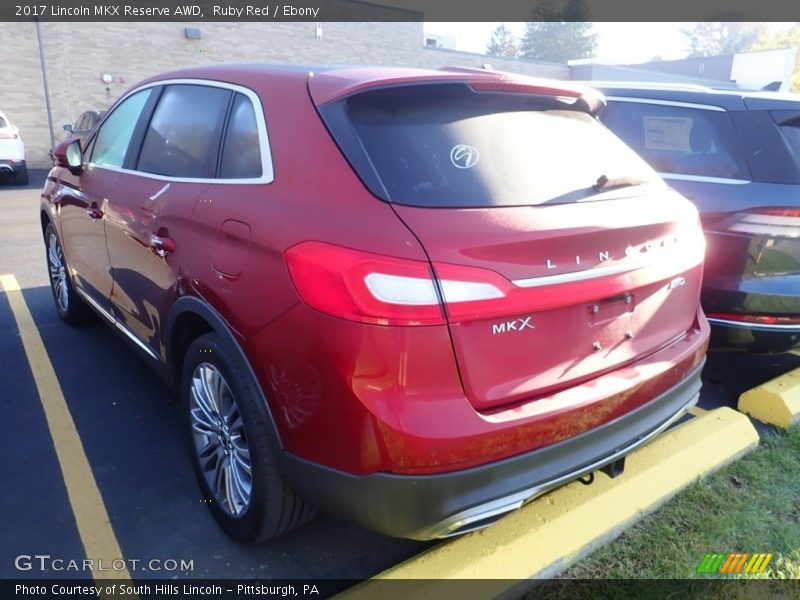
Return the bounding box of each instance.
[0,172,431,583]
[2,172,799,584]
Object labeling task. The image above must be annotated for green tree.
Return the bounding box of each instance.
[486,24,518,58]
[681,22,765,57]
[518,0,597,63]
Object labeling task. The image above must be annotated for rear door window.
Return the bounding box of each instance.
[602,100,750,180]
[136,84,231,178]
[321,83,659,208]
[91,89,152,168]
[219,93,263,179]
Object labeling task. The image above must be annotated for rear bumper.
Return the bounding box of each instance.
[702,273,800,353]
[0,159,25,175]
[279,359,704,540]
[707,317,800,354]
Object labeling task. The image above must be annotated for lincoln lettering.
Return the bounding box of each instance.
[49,5,90,16]
[543,235,681,271]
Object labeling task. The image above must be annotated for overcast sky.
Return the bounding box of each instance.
[423,22,796,64]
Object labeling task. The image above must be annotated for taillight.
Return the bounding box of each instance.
[285,242,506,326]
[718,207,800,239]
[0,132,18,139]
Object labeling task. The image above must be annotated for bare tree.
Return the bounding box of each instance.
[487,24,518,58]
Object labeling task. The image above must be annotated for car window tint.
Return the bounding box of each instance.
[769,110,800,180]
[0,116,6,128]
[601,101,750,180]
[220,93,263,179]
[322,83,659,208]
[137,84,230,178]
[91,89,152,168]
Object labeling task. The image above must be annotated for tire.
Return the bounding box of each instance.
[181,332,315,542]
[44,224,90,323]
[14,166,28,186]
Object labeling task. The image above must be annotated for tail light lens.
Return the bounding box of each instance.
[286,224,703,327]
[0,132,18,139]
[285,242,506,326]
[718,207,800,239]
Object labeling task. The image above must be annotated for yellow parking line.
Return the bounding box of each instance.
[0,274,132,582]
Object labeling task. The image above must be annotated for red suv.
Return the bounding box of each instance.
[42,65,709,541]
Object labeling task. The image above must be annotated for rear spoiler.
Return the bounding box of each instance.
[439,66,606,115]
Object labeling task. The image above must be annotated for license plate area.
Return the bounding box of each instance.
[588,292,635,327]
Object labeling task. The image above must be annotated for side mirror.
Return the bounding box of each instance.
[52,138,84,176]
[62,123,73,133]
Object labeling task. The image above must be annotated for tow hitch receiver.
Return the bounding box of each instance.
[600,457,626,478]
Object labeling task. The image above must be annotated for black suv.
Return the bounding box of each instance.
[596,83,800,354]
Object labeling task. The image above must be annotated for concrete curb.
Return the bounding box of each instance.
[739,367,800,429]
[339,407,759,599]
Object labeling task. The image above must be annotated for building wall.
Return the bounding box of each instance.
[0,22,569,168]
[1,23,51,167]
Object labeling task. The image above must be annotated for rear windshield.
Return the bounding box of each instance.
[321,84,659,208]
[601,100,750,181]
[0,116,6,128]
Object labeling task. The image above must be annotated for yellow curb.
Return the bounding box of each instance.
[739,367,800,429]
[339,407,758,599]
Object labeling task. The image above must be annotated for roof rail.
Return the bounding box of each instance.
[578,80,714,92]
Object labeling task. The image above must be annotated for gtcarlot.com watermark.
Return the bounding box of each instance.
[14,554,194,573]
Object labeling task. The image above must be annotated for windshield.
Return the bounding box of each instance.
[323,83,659,208]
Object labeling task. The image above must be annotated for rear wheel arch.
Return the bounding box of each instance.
[40,210,52,238]
[165,296,284,449]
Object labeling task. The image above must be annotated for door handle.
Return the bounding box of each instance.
[86,206,104,219]
[150,233,176,258]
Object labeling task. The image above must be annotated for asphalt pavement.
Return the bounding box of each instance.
[1,171,798,583]
[0,171,429,581]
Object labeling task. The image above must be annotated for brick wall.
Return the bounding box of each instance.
[0,22,569,168]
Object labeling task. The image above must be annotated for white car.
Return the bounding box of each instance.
[0,110,27,185]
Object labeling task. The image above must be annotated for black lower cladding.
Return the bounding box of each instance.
[279,360,704,540]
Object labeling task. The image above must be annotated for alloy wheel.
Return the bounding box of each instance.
[189,363,253,517]
[47,232,70,313]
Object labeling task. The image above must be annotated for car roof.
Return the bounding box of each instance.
[134,63,599,105]
[590,81,800,111]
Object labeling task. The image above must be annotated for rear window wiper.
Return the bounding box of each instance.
[592,174,651,191]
